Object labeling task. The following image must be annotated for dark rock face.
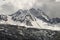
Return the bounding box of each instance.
[29,8,40,17]
[10,10,27,22]
[0,24,60,40]
[29,8,60,24]
[10,9,24,22]
[10,9,27,20]
[10,9,34,26]
[49,18,60,24]
[0,14,7,21]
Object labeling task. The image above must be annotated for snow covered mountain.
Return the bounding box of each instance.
[0,8,60,31]
[9,8,60,31]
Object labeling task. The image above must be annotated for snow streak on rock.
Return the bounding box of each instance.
[0,8,60,31]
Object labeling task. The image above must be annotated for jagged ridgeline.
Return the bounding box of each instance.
[0,8,60,25]
[10,8,60,24]
[0,24,60,40]
[10,9,34,21]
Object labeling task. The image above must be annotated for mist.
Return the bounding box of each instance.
[0,0,60,18]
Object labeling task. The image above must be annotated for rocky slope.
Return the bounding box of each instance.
[0,24,60,40]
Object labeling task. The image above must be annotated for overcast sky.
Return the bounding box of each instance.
[0,0,60,18]
[0,0,56,10]
[56,0,60,2]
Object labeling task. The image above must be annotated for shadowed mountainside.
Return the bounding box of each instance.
[0,24,60,40]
